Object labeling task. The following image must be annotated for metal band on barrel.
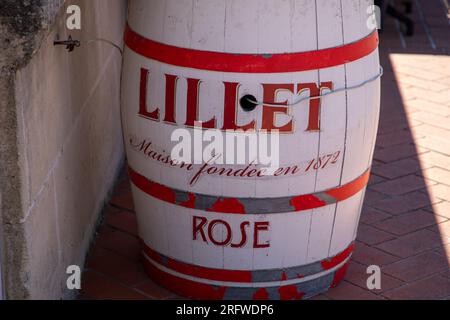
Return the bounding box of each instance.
[142,256,349,300]
[124,24,379,73]
[128,166,370,214]
[141,240,354,285]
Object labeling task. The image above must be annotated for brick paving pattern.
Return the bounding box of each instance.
[79,0,450,300]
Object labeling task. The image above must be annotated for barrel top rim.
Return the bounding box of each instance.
[124,23,379,73]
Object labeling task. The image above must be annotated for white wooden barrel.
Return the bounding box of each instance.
[121,0,381,300]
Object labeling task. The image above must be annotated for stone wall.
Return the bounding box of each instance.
[0,0,127,299]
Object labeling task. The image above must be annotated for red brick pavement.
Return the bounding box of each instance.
[79,0,450,300]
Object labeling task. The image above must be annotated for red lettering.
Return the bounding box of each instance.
[273,167,285,177]
[192,217,270,248]
[185,78,216,129]
[261,84,295,132]
[231,222,250,248]
[257,168,267,177]
[222,82,256,131]
[193,216,208,242]
[297,82,333,131]
[138,69,335,133]
[164,74,178,124]
[284,165,300,175]
[208,220,232,246]
[254,222,270,248]
[246,169,258,177]
[139,68,159,120]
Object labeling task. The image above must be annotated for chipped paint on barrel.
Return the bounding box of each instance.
[121,0,381,300]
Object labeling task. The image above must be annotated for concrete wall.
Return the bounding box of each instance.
[0,0,127,299]
[0,196,3,299]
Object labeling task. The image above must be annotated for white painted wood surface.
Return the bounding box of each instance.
[123,0,380,272]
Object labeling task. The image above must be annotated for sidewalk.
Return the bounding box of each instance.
[79,0,450,300]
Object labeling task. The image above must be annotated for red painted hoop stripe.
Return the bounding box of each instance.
[124,24,379,73]
[142,241,251,283]
[326,170,371,201]
[143,258,228,300]
[143,257,349,300]
[141,241,354,284]
[128,166,370,214]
